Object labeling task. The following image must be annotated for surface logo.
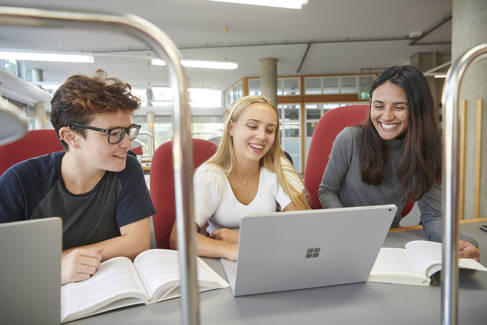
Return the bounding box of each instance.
[305,247,320,258]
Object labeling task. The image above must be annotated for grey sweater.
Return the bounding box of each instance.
[318,126,476,245]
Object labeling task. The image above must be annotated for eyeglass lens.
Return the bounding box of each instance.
[108,125,139,144]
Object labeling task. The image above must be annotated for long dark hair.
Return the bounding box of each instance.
[359,65,441,201]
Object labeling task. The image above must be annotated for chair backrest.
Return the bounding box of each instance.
[304,105,369,209]
[150,138,218,249]
[132,146,143,156]
[0,129,64,176]
[303,105,414,218]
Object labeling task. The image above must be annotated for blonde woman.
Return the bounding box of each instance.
[170,95,309,260]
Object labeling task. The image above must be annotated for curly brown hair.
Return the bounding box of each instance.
[50,69,141,150]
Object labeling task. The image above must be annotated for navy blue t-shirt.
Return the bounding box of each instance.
[0,152,155,249]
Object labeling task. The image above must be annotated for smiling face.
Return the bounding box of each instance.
[76,110,134,172]
[228,102,278,165]
[370,81,409,140]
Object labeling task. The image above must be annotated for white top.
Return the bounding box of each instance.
[194,163,293,235]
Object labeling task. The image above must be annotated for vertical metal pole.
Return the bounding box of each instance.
[441,43,487,325]
[0,7,200,325]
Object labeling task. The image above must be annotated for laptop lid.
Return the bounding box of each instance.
[223,205,396,296]
[0,217,62,324]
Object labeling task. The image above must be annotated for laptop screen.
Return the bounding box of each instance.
[0,217,62,324]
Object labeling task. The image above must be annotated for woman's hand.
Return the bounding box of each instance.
[458,240,480,261]
[212,228,239,244]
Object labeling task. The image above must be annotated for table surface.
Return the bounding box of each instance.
[72,221,487,325]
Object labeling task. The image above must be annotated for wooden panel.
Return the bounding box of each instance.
[474,99,483,219]
[459,100,467,220]
[242,77,249,97]
[277,95,302,104]
[300,102,305,174]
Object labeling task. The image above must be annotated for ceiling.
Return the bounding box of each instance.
[0,0,452,95]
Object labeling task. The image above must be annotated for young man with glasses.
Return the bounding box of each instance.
[0,70,155,284]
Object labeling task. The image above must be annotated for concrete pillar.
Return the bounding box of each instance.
[259,58,278,106]
[452,0,487,218]
[16,61,26,80]
[147,111,155,156]
[35,102,46,129]
[410,52,445,109]
[146,83,153,107]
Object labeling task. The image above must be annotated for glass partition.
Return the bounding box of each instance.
[278,103,301,172]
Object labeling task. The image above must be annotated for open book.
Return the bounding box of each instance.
[368,240,487,286]
[61,249,229,323]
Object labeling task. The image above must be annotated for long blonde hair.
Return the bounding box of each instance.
[206,95,309,210]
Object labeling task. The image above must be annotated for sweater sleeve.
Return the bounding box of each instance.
[318,128,355,208]
[193,163,226,228]
[419,183,478,247]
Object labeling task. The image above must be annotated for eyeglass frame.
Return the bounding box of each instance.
[70,122,141,144]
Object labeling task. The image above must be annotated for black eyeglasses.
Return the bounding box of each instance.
[71,123,141,144]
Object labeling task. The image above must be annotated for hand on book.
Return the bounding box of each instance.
[61,247,103,284]
[212,228,239,244]
[459,240,480,262]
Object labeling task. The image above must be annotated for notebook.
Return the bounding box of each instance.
[0,217,62,324]
[221,205,396,296]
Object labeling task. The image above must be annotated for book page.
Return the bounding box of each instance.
[459,258,487,272]
[405,240,442,277]
[61,257,147,323]
[368,248,430,285]
[406,240,487,278]
[133,249,182,301]
[197,257,229,288]
[133,249,229,303]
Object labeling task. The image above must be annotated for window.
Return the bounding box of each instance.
[322,77,339,94]
[304,75,375,95]
[305,77,321,94]
[224,81,244,107]
[340,77,357,94]
[191,116,224,141]
[282,78,300,95]
[248,79,261,96]
[278,104,301,172]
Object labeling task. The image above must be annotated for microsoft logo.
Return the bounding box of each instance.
[305,247,320,258]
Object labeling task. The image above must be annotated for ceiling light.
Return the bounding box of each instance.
[181,60,238,70]
[209,0,308,9]
[434,74,447,78]
[151,58,166,66]
[0,50,94,63]
[151,58,238,70]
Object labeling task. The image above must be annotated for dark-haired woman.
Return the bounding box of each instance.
[318,65,479,260]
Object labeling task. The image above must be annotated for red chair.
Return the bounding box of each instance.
[304,105,413,217]
[304,105,369,209]
[132,146,143,156]
[150,138,218,249]
[0,129,63,175]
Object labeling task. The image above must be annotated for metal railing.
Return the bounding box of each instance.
[0,6,199,325]
[138,131,156,158]
[441,42,487,325]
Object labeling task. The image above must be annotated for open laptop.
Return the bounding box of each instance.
[0,217,62,324]
[221,205,396,296]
